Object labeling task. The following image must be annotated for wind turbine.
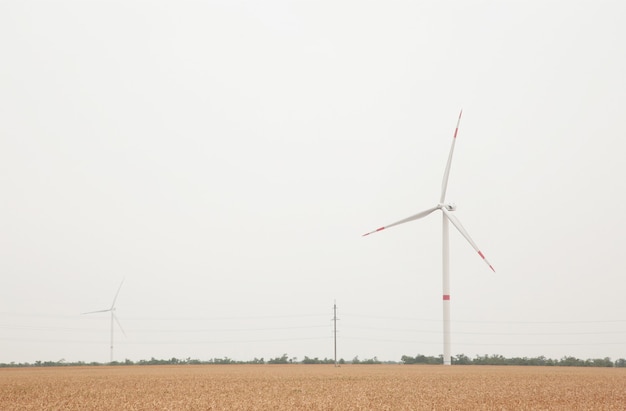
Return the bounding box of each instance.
[363,110,495,366]
[83,279,126,363]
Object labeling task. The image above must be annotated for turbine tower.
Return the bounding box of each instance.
[363,110,495,365]
[83,279,126,363]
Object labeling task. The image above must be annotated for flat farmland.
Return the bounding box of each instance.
[1,364,625,410]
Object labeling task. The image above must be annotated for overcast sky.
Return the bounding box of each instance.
[1,0,625,364]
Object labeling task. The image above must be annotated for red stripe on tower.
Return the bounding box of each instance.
[443,295,450,300]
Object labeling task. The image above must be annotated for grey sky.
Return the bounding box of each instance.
[1,1,625,364]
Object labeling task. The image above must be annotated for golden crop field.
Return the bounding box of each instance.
[1,364,625,410]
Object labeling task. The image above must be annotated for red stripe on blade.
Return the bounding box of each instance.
[443,295,450,300]
[478,251,485,259]
[363,227,385,236]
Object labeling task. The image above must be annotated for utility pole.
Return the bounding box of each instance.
[333,301,338,367]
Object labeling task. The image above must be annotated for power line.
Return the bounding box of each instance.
[0,324,331,333]
[4,311,626,324]
[340,336,626,347]
[341,313,626,324]
[0,312,330,321]
[340,325,626,336]
[1,336,332,345]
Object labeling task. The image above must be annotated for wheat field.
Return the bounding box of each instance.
[1,364,625,410]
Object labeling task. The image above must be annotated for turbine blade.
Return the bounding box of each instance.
[440,109,463,203]
[113,313,127,338]
[82,309,111,315]
[441,208,495,272]
[110,278,125,310]
[363,206,439,236]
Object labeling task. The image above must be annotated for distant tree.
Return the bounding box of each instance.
[303,356,324,364]
[473,354,490,365]
[589,357,613,368]
[401,355,415,364]
[268,354,289,364]
[360,357,381,364]
[213,357,236,364]
[401,354,441,365]
[454,354,471,365]
[558,356,585,367]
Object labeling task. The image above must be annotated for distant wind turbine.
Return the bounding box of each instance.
[363,110,495,366]
[83,279,126,363]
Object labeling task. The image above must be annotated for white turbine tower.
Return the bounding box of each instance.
[363,110,495,366]
[83,279,126,364]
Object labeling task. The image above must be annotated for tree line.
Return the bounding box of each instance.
[401,354,626,367]
[1,354,624,368]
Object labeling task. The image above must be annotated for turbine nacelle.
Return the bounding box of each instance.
[439,203,457,212]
